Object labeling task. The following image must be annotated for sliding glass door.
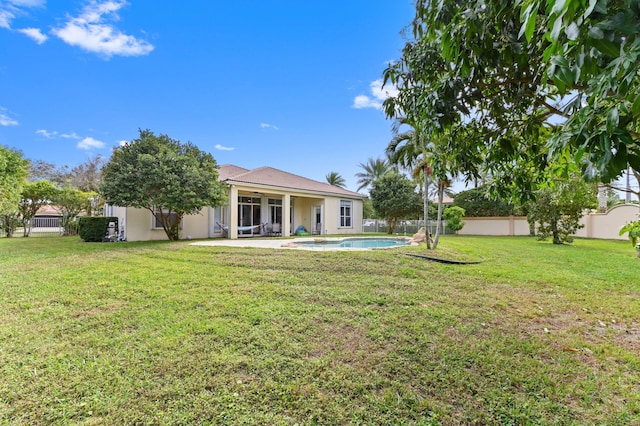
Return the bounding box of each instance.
[238,196,261,235]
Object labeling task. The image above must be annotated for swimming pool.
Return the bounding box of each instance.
[293,237,410,250]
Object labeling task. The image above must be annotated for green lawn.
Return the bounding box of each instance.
[0,236,638,425]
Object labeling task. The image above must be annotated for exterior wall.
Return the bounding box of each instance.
[575,204,639,240]
[458,216,530,236]
[120,207,210,241]
[324,197,363,235]
[458,204,639,240]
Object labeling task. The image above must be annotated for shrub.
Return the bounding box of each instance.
[452,186,515,217]
[78,217,118,242]
[619,220,640,257]
[443,206,465,233]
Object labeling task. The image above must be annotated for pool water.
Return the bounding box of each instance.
[296,237,410,249]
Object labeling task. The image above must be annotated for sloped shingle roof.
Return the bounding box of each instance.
[218,164,366,199]
[218,164,249,181]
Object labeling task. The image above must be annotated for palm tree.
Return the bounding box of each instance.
[355,157,392,192]
[387,117,459,249]
[325,171,346,188]
[387,117,434,248]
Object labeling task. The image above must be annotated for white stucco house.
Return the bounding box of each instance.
[104,164,367,241]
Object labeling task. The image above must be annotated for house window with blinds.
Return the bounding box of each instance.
[339,200,352,228]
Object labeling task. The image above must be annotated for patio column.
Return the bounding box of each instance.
[229,185,238,239]
[283,194,291,237]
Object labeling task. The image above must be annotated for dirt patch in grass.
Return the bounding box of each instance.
[306,321,390,368]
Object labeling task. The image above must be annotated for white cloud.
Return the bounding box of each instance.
[215,144,235,151]
[77,137,105,150]
[10,0,46,7]
[370,79,399,100]
[352,79,399,110]
[0,9,13,29]
[352,95,381,110]
[60,131,80,139]
[36,129,57,137]
[0,108,19,126]
[260,123,279,130]
[37,129,81,139]
[119,140,127,146]
[38,129,105,151]
[17,27,47,43]
[52,0,154,58]
[0,0,45,30]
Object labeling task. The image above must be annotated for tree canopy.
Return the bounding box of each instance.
[0,145,28,216]
[54,187,93,236]
[355,157,393,192]
[101,129,226,240]
[452,187,516,217]
[383,0,640,190]
[527,176,597,244]
[29,156,104,192]
[19,180,58,237]
[325,171,346,188]
[369,173,421,234]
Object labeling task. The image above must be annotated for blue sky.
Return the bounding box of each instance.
[0,0,415,193]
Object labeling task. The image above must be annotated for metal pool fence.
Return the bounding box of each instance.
[362,219,453,236]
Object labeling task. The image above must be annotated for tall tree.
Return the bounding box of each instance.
[101,129,226,241]
[369,173,421,234]
[1,146,28,237]
[383,0,640,196]
[28,160,69,186]
[54,187,91,236]
[387,117,434,247]
[527,176,597,244]
[387,119,466,248]
[69,155,104,192]
[355,157,392,192]
[28,156,104,191]
[1,146,28,216]
[325,171,346,188]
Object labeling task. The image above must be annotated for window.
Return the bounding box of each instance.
[268,198,282,224]
[339,200,352,228]
[152,207,181,229]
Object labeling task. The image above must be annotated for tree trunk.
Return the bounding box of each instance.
[424,169,431,249]
[527,217,536,236]
[432,181,445,249]
[3,215,16,237]
[387,217,398,235]
[551,219,561,244]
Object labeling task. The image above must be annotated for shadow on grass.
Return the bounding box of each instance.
[404,253,484,264]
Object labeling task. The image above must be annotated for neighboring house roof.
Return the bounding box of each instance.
[429,194,455,204]
[218,164,366,199]
[35,205,61,216]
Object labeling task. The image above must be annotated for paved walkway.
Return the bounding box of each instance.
[190,237,340,251]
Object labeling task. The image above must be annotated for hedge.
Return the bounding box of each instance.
[78,217,118,242]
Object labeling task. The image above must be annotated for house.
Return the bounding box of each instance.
[105,164,367,241]
[33,205,63,228]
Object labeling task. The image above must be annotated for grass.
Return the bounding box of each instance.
[0,235,638,425]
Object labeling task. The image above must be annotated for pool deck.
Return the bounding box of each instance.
[190,236,411,251]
